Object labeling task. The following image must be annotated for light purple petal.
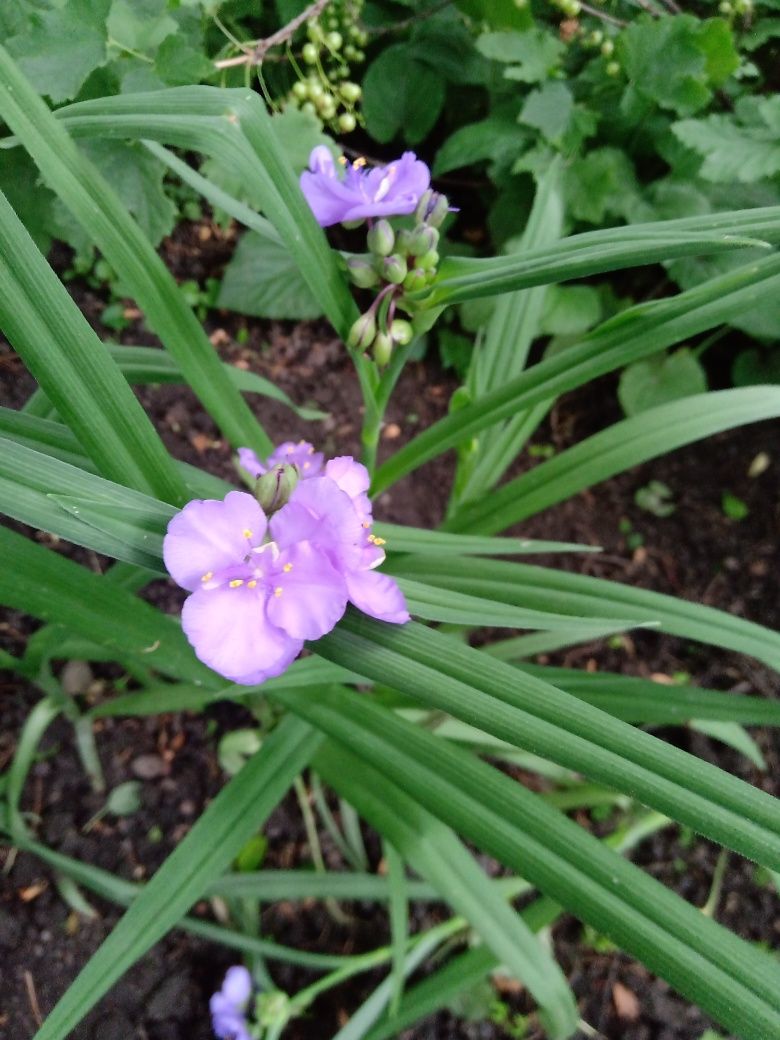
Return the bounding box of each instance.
[164,492,267,591]
[221,966,252,1008]
[324,456,370,501]
[346,569,410,624]
[267,541,348,640]
[181,584,301,683]
[309,145,335,175]
[237,447,266,479]
[300,169,362,227]
[273,477,364,570]
[268,500,320,549]
[267,440,324,477]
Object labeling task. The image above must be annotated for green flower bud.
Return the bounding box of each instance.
[403,267,428,292]
[346,256,380,288]
[302,42,318,64]
[600,39,614,56]
[417,249,439,272]
[414,190,434,224]
[409,225,440,257]
[372,331,393,367]
[254,464,299,515]
[347,312,377,351]
[394,228,414,254]
[427,194,451,229]
[338,112,357,133]
[340,81,362,103]
[390,318,414,345]
[367,219,395,257]
[326,31,343,50]
[381,253,408,284]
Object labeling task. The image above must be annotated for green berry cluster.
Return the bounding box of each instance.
[286,0,367,134]
[345,190,450,367]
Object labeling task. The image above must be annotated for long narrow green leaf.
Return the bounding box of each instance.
[0,192,185,504]
[0,49,272,454]
[48,86,358,338]
[313,615,780,868]
[317,741,578,1039]
[520,665,780,726]
[447,387,780,534]
[270,683,780,1038]
[389,555,780,672]
[32,716,319,1040]
[373,254,780,495]
[377,523,597,556]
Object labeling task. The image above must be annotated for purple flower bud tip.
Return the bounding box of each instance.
[164,448,409,685]
[210,966,253,1040]
[300,147,431,227]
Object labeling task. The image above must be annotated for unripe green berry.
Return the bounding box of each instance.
[340,81,362,103]
[320,98,336,120]
[301,102,316,116]
[353,49,365,62]
[589,30,603,46]
[600,39,614,56]
[338,112,357,133]
[606,60,620,76]
[326,31,343,50]
[302,42,318,64]
[718,0,732,11]
[292,81,308,100]
[514,0,528,8]
[344,44,357,60]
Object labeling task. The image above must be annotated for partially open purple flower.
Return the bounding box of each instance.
[300,146,431,227]
[164,448,409,685]
[164,491,347,685]
[238,441,324,480]
[210,966,253,1040]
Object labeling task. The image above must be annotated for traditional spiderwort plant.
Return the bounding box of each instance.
[2,27,780,1040]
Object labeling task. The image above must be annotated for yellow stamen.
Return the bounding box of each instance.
[229,579,244,588]
[362,521,371,529]
[247,580,257,588]
[242,528,253,539]
[201,571,213,582]
[338,155,348,166]
[274,586,283,597]
[353,156,367,168]
[283,563,293,572]
[373,536,386,546]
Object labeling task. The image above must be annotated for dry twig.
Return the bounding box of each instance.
[214,0,331,70]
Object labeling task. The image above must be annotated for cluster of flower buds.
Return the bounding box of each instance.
[285,0,367,134]
[345,189,450,366]
[210,967,293,1040]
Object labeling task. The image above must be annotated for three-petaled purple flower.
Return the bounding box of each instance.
[163,444,409,686]
[300,146,431,227]
[210,966,253,1040]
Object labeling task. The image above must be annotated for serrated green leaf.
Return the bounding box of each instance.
[673,111,780,182]
[218,231,323,320]
[477,29,563,82]
[107,0,176,53]
[564,148,640,225]
[520,82,573,143]
[154,33,212,86]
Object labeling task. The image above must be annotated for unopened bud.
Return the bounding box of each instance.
[403,267,428,292]
[427,194,450,228]
[409,225,439,257]
[381,253,408,284]
[347,312,377,351]
[254,464,299,515]
[372,331,393,367]
[390,319,414,345]
[414,189,434,224]
[394,228,414,253]
[366,219,395,257]
[347,256,380,288]
[417,249,439,272]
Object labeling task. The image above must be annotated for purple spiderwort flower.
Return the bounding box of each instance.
[164,448,409,685]
[300,146,431,227]
[210,966,253,1040]
[238,440,324,480]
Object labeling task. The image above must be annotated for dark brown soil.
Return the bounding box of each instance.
[1,221,778,1040]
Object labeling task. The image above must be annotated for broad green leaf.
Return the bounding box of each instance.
[270,108,334,174]
[433,113,528,178]
[540,285,603,336]
[218,230,323,320]
[363,44,445,145]
[0,190,186,505]
[7,0,110,103]
[564,148,640,225]
[476,29,563,81]
[520,82,573,142]
[618,348,707,416]
[32,716,320,1040]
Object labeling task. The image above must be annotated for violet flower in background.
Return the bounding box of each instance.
[210,966,253,1040]
[163,446,409,686]
[300,145,430,227]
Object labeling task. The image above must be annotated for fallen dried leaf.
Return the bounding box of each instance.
[613,981,640,1021]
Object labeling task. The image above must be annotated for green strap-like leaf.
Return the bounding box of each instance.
[0,190,185,504]
[32,716,320,1040]
[447,387,780,533]
[0,48,272,455]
